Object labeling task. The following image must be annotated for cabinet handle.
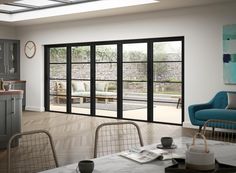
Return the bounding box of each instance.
[12,98,15,115]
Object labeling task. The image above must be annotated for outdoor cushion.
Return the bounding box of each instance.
[72,91,90,97]
[96,83,108,92]
[72,91,116,97]
[96,91,116,96]
[72,81,85,92]
[195,108,236,121]
[84,82,90,91]
[226,92,236,109]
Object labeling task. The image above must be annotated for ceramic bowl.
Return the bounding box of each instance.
[78,160,94,173]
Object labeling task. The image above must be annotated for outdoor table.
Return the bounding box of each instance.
[40,137,236,173]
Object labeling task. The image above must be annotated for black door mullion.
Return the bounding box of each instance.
[147,41,153,122]
[90,44,96,116]
[117,43,123,119]
[67,46,72,113]
[181,38,185,123]
[44,46,50,111]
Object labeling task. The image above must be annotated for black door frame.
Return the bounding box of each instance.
[44,36,184,126]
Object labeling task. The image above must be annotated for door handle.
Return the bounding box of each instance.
[11,97,15,115]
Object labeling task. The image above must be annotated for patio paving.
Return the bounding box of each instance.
[50,102,181,124]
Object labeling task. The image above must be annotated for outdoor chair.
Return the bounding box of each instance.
[202,119,236,143]
[7,130,59,173]
[176,97,182,109]
[94,121,144,158]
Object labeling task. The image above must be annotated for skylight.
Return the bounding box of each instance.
[16,0,60,7]
[0,0,159,22]
[0,0,100,14]
[0,4,27,12]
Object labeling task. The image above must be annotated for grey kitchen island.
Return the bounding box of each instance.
[0,90,23,149]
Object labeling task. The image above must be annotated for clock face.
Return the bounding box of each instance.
[24,41,36,58]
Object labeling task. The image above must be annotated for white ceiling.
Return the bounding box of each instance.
[0,0,234,26]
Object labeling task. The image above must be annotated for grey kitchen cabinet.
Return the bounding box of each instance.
[0,39,20,80]
[0,91,23,149]
[11,81,26,110]
[4,80,26,110]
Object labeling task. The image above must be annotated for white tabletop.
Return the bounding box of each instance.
[40,137,236,173]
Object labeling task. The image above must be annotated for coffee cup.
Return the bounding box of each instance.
[78,160,94,173]
[161,137,173,148]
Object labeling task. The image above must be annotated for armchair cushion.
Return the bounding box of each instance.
[226,92,236,109]
[195,109,236,121]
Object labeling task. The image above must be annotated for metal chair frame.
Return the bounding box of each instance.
[202,119,236,143]
[94,121,144,158]
[7,130,59,173]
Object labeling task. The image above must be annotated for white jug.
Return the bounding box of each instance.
[186,133,215,171]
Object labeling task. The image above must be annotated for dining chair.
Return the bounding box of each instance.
[94,121,144,158]
[7,130,59,173]
[202,119,236,143]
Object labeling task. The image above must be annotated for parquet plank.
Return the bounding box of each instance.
[0,111,195,173]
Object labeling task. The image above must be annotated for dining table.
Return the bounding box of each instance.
[40,137,236,173]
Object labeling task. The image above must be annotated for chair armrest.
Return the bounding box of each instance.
[188,103,212,125]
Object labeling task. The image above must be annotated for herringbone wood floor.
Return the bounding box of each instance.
[0,111,196,173]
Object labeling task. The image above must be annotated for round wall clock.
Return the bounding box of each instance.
[24,41,36,58]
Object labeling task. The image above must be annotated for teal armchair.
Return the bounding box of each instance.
[188,91,236,130]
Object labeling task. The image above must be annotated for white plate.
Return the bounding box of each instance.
[156,144,177,149]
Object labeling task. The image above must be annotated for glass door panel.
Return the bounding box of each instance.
[95,45,117,117]
[153,63,181,82]
[71,46,91,114]
[153,41,182,124]
[49,47,67,112]
[123,63,147,81]
[153,41,182,61]
[123,43,147,121]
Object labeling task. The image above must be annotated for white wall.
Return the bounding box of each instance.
[16,1,236,126]
[0,25,16,38]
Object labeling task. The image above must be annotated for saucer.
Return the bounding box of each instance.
[156,144,177,149]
